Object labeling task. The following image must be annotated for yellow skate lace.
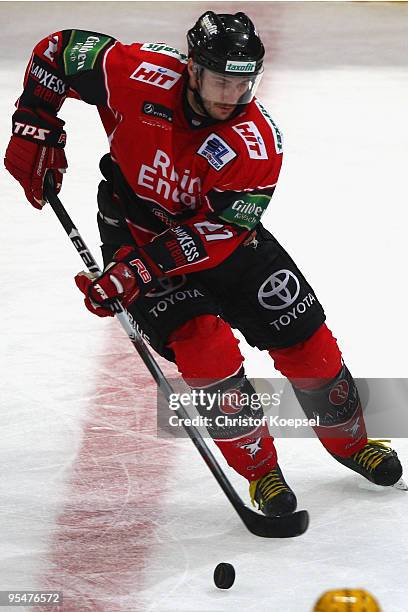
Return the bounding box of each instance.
[249,470,289,508]
[353,439,393,472]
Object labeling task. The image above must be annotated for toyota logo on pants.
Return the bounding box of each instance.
[258,269,300,310]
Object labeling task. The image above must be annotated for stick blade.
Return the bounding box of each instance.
[239,505,309,538]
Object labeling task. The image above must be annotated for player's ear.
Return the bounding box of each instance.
[187,58,197,86]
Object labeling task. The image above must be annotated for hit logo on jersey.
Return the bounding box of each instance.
[130,62,181,89]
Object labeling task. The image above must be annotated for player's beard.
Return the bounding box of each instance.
[187,82,237,121]
[202,100,237,121]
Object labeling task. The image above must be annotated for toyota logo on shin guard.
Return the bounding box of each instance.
[258,269,300,310]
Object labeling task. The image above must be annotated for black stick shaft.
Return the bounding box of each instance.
[43,174,267,530]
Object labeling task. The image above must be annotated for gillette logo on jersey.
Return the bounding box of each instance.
[130,62,181,89]
[233,122,268,160]
[138,149,201,209]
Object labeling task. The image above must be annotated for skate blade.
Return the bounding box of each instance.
[393,478,408,491]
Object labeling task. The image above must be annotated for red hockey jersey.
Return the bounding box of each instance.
[16,31,283,278]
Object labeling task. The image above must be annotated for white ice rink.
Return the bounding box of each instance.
[1,2,408,610]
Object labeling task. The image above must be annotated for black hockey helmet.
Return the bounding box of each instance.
[187,12,265,110]
[187,11,265,76]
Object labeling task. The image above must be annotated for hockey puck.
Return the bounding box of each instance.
[213,563,235,589]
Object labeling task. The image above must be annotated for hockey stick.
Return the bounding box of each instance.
[44,173,309,537]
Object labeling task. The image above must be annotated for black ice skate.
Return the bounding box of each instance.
[249,465,297,517]
[330,439,403,487]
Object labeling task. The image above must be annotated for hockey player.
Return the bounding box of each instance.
[4,12,403,518]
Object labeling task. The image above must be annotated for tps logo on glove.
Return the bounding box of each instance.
[13,122,51,141]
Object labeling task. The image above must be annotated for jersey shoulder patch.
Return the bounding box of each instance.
[197,133,237,172]
[127,42,185,90]
[130,61,182,90]
[139,42,188,63]
[232,120,269,160]
[63,30,113,76]
[254,99,283,154]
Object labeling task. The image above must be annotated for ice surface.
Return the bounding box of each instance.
[1,2,408,611]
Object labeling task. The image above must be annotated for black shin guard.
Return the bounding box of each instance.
[193,368,267,440]
[291,364,367,456]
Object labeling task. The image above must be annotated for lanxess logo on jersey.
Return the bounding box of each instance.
[197,134,237,171]
[130,62,181,89]
[30,63,66,94]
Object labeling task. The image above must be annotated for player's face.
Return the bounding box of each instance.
[187,61,262,121]
[199,72,251,120]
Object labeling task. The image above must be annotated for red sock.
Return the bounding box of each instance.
[168,315,278,478]
[269,324,367,457]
